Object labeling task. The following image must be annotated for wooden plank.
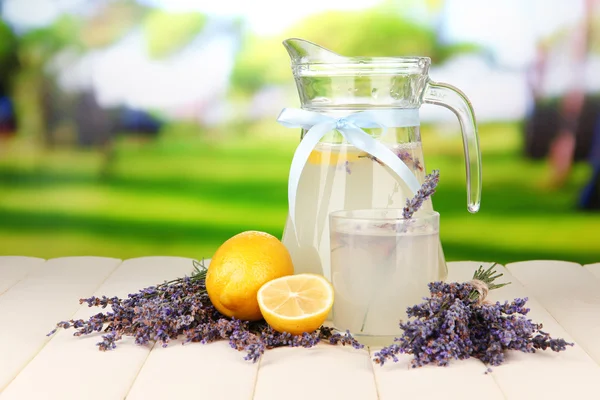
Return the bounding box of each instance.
[370,353,504,400]
[506,261,600,365]
[0,256,200,400]
[124,259,259,400]
[584,263,600,280]
[254,344,378,400]
[0,257,120,392]
[449,261,600,399]
[370,262,505,400]
[2,258,598,399]
[126,341,258,400]
[0,257,45,297]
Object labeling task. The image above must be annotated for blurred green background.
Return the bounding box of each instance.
[0,0,599,264]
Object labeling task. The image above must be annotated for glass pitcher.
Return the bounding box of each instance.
[279,38,481,282]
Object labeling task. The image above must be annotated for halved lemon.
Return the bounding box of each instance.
[257,274,334,335]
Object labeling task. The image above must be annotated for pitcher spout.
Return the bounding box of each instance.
[283,38,345,65]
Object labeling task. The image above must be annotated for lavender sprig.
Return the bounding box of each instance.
[358,169,440,333]
[396,150,423,171]
[373,264,573,368]
[403,169,440,219]
[359,150,423,172]
[47,259,363,362]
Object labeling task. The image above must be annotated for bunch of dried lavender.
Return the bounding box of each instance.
[373,264,573,368]
[47,260,362,361]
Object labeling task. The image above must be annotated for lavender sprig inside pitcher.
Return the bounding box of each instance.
[402,169,440,219]
[372,169,440,233]
[359,170,441,333]
[358,149,423,172]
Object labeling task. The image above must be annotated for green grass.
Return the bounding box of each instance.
[0,121,599,265]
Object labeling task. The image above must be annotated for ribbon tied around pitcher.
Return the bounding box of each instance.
[277,108,422,231]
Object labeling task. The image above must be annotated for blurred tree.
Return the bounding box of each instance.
[0,20,18,86]
[81,0,146,49]
[592,14,600,54]
[18,14,83,61]
[12,1,146,145]
[230,35,285,96]
[539,4,599,56]
[142,9,206,59]
[230,4,480,96]
[12,15,83,142]
[0,20,18,135]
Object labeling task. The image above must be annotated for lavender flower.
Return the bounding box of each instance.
[403,170,440,219]
[396,150,423,171]
[320,328,364,349]
[361,150,423,172]
[358,154,385,166]
[98,331,120,351]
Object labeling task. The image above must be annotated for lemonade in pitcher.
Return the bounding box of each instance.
[282,130,443,281]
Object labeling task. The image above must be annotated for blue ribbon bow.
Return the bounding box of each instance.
[277,108,422,230]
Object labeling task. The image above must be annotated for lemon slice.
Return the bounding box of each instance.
[307,147,365,166]
[257,274,334,335]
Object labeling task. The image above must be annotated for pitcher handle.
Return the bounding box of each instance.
[423,80,481,213]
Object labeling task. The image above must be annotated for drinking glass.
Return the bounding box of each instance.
[329,209,442,344]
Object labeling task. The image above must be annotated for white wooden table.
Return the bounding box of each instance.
[0,257,599,400]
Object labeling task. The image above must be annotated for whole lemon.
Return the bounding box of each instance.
[206,231,294,321]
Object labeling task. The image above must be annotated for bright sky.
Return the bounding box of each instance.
[2,0,587,60]
[1,0,594,120]
[441,0,587,68]
[1,0,379,35]
[137,0,381,35]
[1,0,90,30]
